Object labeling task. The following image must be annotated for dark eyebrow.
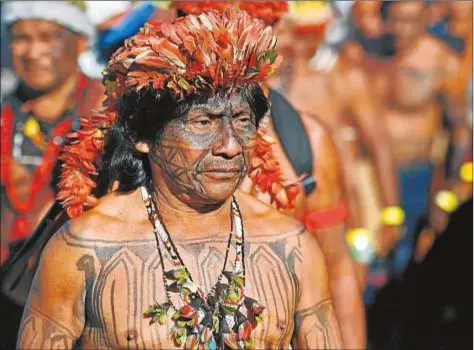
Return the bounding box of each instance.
[187,105,252,118]
[187,107,224,118]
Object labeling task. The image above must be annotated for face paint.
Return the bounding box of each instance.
[150,93,258,203]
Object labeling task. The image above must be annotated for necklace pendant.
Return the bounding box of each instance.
[23,117,40,138]
[143,302,171,326]
[141,187,265,349]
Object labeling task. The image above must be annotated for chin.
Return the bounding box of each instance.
[22,76,56,92]
[200,180,241,203]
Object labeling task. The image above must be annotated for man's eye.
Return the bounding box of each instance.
[11,34,28,42]
[234,115,253,127]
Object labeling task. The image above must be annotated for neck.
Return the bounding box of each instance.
[396,35,424,55]
[20,71,81,122]
[151,182,234,241]
[292,54,311,77]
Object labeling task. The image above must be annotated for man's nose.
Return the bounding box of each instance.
[24,40,49,61]
[212,120,242,159]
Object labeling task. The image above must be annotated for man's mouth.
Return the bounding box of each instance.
[24,65,49,74]
[200,168,241,180]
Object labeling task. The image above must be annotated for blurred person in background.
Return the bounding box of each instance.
[372,1,465,284]
[80,1,176,80]
[0,1,104,348]
[415,0,473,265]
[171,2,365,348]
[428,1,470,54]
[442,1,472,180]
[273,1,403,303]
[348,0,393,61]
[1,2,18,101]
[0,0,105,263]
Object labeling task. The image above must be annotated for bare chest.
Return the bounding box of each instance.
[388,53,446,108]
[77,238,299,349]
[287,75,342,127]
[382,104,442,166]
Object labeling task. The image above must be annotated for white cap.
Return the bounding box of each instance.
[85,1,132,26]
[2,1,95,39]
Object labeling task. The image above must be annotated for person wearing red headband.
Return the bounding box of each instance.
[171,2,366,349]
[275,0,406,293]
[17,8,342,349]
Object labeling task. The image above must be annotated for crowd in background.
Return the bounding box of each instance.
[1,1,472,349]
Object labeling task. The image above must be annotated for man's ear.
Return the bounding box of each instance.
[76,35,89,54]
[135,141,150,154]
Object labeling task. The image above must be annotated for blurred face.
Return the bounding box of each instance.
[449,1,473,21]
[353,1,384,38]
[150,93,260,205]
[388,2,427,50]
[9,20,86,92]
[274,18,296,59]
[274,17,324,60]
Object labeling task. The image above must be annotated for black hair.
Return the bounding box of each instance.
[380,1,394,22]
[176,8,187,18]
[94,84,269,197]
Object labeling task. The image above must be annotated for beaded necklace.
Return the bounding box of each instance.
[140,186,265,349]
[0,74,88,243]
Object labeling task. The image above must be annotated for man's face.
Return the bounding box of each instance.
[10,20,85,92]
[449,1,473,22]
[150,92,260,204]
[274,18,324,61]
[353,1,384,38]
[274,18,296,58]
[388,2,427,51]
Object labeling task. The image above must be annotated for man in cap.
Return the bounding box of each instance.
[1,0,105,262]
[0,2,104,347]
[17,8,342,349]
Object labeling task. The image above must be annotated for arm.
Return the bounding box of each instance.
[17,224,85,349]
[348,68,402,255]
[302,114,366,348]
[441,45,471,179]
[425,46,470,232]
[349,67,400,208]
[292,230,343,349]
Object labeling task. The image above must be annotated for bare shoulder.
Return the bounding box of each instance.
[235,190,325,274]
[343,63,371,87]
[299,112,338,152]
[340,40,366,65]
[299,112,340,177]
[234,190,305,240]
[65,188,151,243]
[300,111,330,138]
[423,34,456,53]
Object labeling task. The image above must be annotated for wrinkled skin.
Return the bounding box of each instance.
[149,93,257,206]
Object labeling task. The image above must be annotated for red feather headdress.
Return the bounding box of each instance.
[58,7,299,218]
[171,1,289,25]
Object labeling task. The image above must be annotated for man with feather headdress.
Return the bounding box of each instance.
[16,7,342,349]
